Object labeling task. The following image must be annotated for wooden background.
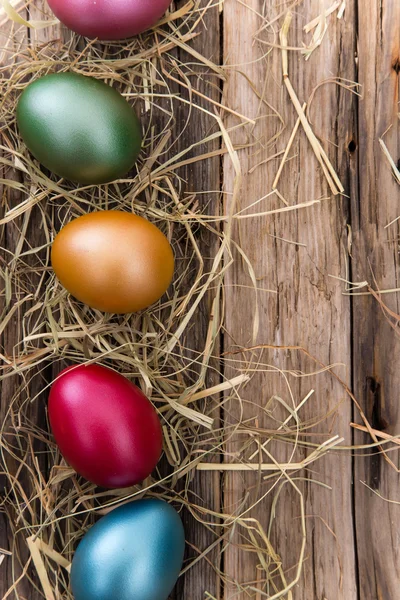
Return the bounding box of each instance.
[1,0,400,599]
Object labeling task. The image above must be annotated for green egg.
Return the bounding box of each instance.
[16,72,142,185]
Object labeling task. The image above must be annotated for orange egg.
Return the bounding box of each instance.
[52,211,174,314]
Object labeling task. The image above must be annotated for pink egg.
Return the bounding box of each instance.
[47,0,172,40]
[48,364,163,488]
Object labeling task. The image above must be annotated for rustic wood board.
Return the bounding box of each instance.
[352,1,400,599]
[0,2,67,599]
[1,0,400,599]
[222,1,357,598]
[0,4,59,600]
[171,1,222,598]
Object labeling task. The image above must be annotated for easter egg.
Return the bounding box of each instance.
[16,72,142,185]
[71,499,185,600]
[48,364,163,488]
[51,211,174,314]
[47,0,172,40]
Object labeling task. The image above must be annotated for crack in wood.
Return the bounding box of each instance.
[366,376,383,490]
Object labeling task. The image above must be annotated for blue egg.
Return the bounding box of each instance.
[70,499,185,600]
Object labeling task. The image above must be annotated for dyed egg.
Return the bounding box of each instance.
[48,364,163,488]
[51,211,174,314]
[71,499,185,600]
[47,0,172,40]
[16,72,142,184]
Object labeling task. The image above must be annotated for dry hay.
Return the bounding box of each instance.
[0,1,398,599]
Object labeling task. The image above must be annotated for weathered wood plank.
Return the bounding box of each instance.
[171,2,222,598]
[1,7,37,599]
[352,1,400,598]
[223,1,357,597]
[0,3,63,598]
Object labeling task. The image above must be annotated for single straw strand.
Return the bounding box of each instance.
[272,103,306,189]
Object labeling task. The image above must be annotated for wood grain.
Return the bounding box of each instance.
[352,1,400,599]
[0,4,64,598]
[171,1,222,598]
[222,1,357,598]
[1,8,38,599]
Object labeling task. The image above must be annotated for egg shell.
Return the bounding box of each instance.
[51,211,174,314]
[48,364,163,488]
[47,0,172,40]
[71,499,185,600]
[17,72,142,184]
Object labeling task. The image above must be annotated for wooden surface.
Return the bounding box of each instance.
[1,4,61,600]
[1,1,400,599]
[353,2,400,599]
[171,2,221,598]
[223,0,356,597]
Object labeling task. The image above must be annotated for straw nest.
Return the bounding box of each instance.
[1,1,397,599]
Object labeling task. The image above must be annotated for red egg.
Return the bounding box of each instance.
[48,364,163,488]
[47,0,172,40]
